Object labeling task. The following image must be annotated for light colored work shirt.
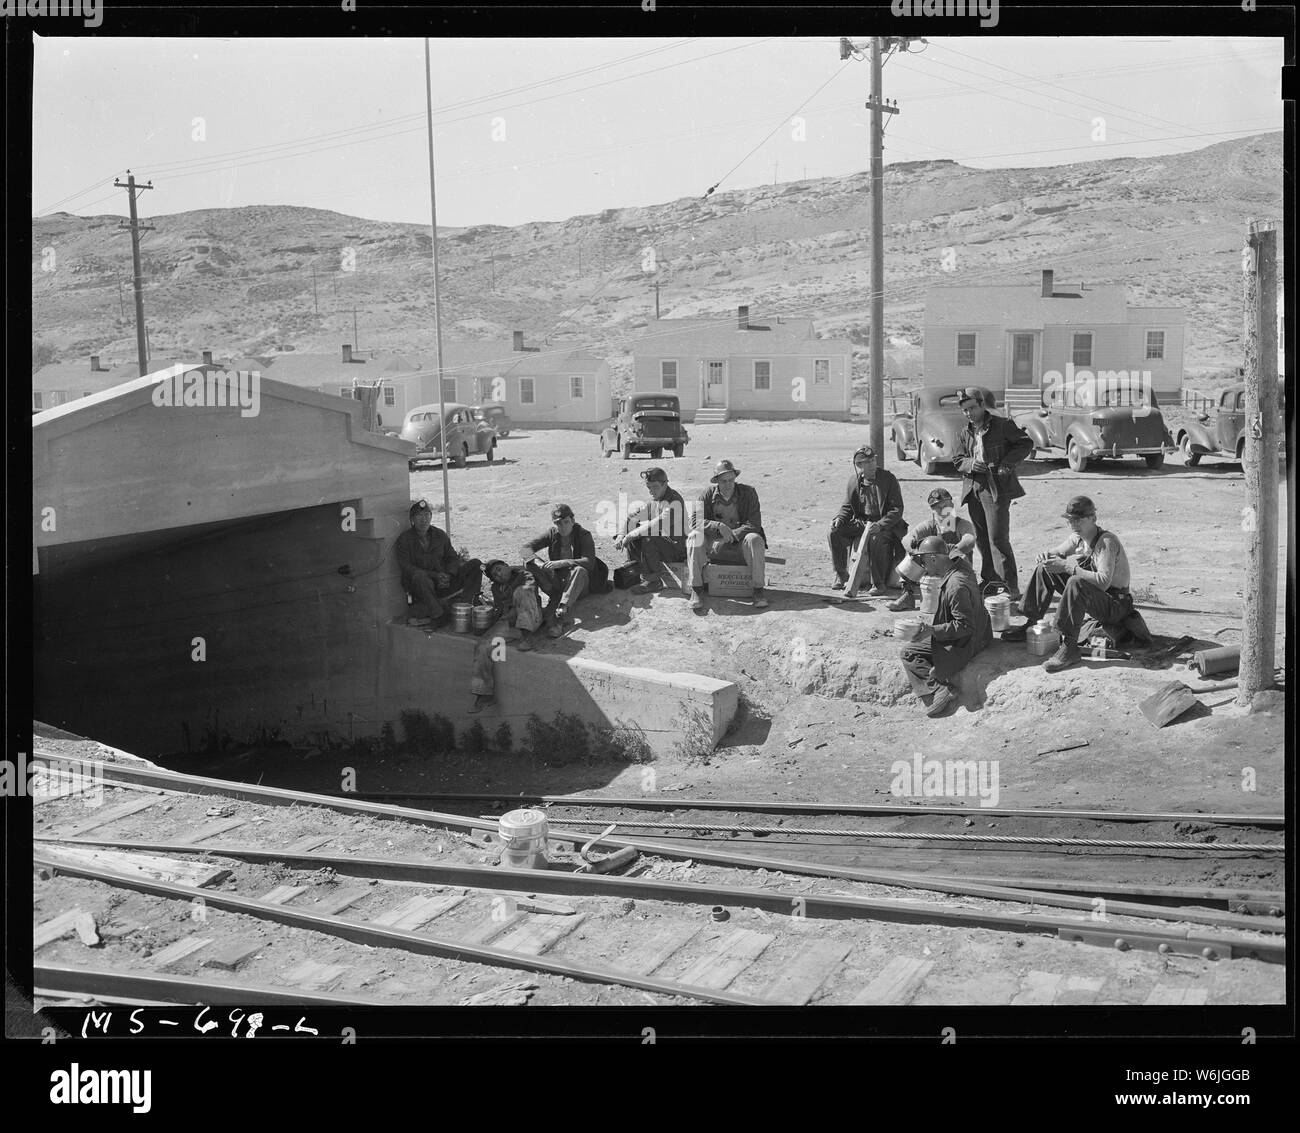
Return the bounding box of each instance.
[1052,528,1130,590]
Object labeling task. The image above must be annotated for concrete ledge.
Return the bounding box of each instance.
[381,622,738,758]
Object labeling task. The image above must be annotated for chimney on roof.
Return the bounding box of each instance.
[202,350,213,366]
[90,355,102,372]
[342,344,353,363]
[1041,270,1054,298]
[738,305,750,330]
[513,331,525,352]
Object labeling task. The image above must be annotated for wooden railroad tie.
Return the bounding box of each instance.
[612,923,701,977]
[202,940,264,971]
[151,936,213,969]
[494,913,588,957]
[761,940,852,1005]
[57,797,158,839]
[851,956,933,1005]
[676,929,773,991]
[369,893,467,932]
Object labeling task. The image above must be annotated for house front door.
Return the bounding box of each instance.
[1010,333,1035,387]
[705,360,725,407]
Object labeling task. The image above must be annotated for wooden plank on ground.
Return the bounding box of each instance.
[202,940,263,970]
[151,937,213,968]
[612,923,701,976]
[676,929,773,990]
[1054,976,1105,1005]
[308,888,370,916]
[761,940,852,1005]
[31,769,96,804]
[174,817,246,844]
[495,913,589,956]
[461,911,525,946]
[41,845,231,889]
[259,885,308,906]
[285,834,334,854]
[852,956,935,1005]
[58,797,157,838]
[285,960,349,991]
[1009,970,1060,1006]
[1144,984,1210,1006]
[369,893,466,931]
[34,908,88,949]
[844,531,871,598]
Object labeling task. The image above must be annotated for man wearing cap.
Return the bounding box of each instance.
[1001,495,1136,672]
[887,487,978,612]
[523,504,602,637]
[899,535,993,717]
[828,445,908,594]
[394,499,485,627]
[470,559,545,713]
[953,387,1034,601]
[614,466,687,595]
[686,459,768,612]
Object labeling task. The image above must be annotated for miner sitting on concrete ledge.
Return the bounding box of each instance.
[524,503,605,638]
[687,459,768,612]
[470,559,545,714]
[1001,495,1146,672]
[899,535,992,718]
[395,499,485,627]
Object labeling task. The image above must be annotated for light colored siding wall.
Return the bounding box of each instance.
[922,325,1005,389]
[1123,320,1185,396]
[726,353,849,415]
[634,355,700,413]
[509,370,607,426]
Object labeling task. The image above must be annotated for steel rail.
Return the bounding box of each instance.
[476,816,1283,853]
[42,759,1286,933]
[335,790,1287,828]
[34,964,411,1007]
[30,851,769,1005]
[37,837,1287,939]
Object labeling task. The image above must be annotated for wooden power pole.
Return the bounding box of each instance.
[1237,219,1280,705]
[114,171,154,376]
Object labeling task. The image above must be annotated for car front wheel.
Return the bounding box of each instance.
[1067,437,1088,473]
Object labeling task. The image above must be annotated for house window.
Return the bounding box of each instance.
[1072,333,1093,367]
[49,391,69,406]
[754,361,772,391]
[32,392,43,411]
[1145,330,1165,360]
[441,378,457,403]
[956,333,977,367]
[520,377,535,405]
[339,386,353,399]
[571,375,584,399]
[661,361,677,390]
[814,359,830,384]
[383,386,396,407]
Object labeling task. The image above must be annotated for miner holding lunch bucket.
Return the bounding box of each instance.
[898,535,992,718]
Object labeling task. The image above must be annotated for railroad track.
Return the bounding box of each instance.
[30,754,1286,1008]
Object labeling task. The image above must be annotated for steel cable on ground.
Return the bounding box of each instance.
[513,818,1283,852]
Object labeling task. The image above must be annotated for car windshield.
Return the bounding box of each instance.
[410,412,431,423]
[632,398,679,411]
[1095,386,1157,408]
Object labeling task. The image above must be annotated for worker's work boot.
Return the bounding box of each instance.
[926,684,957,718]
[468,694,495,714]
[1044,641,1083,673]
[631,575,664,595]
[831,573,848,591]
[751,587,768,609]
[887,587,918,613]
[689,587,706,613]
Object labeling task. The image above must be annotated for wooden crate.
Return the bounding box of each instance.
[704,563,754,597]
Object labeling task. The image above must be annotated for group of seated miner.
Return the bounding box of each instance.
[393,387,1148,719]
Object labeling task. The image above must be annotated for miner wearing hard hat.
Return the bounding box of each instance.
[898,534,992,717]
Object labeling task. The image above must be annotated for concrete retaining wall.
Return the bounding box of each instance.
[381,622,738,758]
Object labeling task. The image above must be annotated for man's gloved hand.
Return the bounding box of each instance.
[970,459,989,474]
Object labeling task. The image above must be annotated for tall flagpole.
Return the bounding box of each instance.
[424,38,452,541]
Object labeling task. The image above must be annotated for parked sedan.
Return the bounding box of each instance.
[400,402,496,468]
[472,401,512,438]
[890,386,999,474]
[1175,382,1285,466]
[600,393,690,459]
[1016,384,1172,471]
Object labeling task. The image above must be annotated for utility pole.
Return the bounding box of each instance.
[423,39,452,540]
[653,279,661,320]
[773,161,779,186]
[114,171,154,376]
[117,278,125,320]
[1237,219,1279,705]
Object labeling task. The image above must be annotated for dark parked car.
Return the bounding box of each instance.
[600,394,690,459]
[400,402,496,468]
[890,386,999,474]
[1016,383,1172,471]
[472,401,512,438]
[1175,382,1285,466]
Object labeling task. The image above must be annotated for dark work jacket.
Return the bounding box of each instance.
[833,468,906,536]
[927,557,992,682]
[691,482,766,545]
[526,522,609,590]
[954,412,1034,504]
[394,525,461,589]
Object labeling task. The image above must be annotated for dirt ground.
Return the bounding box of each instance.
[408,418,1288,821]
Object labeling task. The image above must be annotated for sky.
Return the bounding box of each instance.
[32,35,1284,229]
